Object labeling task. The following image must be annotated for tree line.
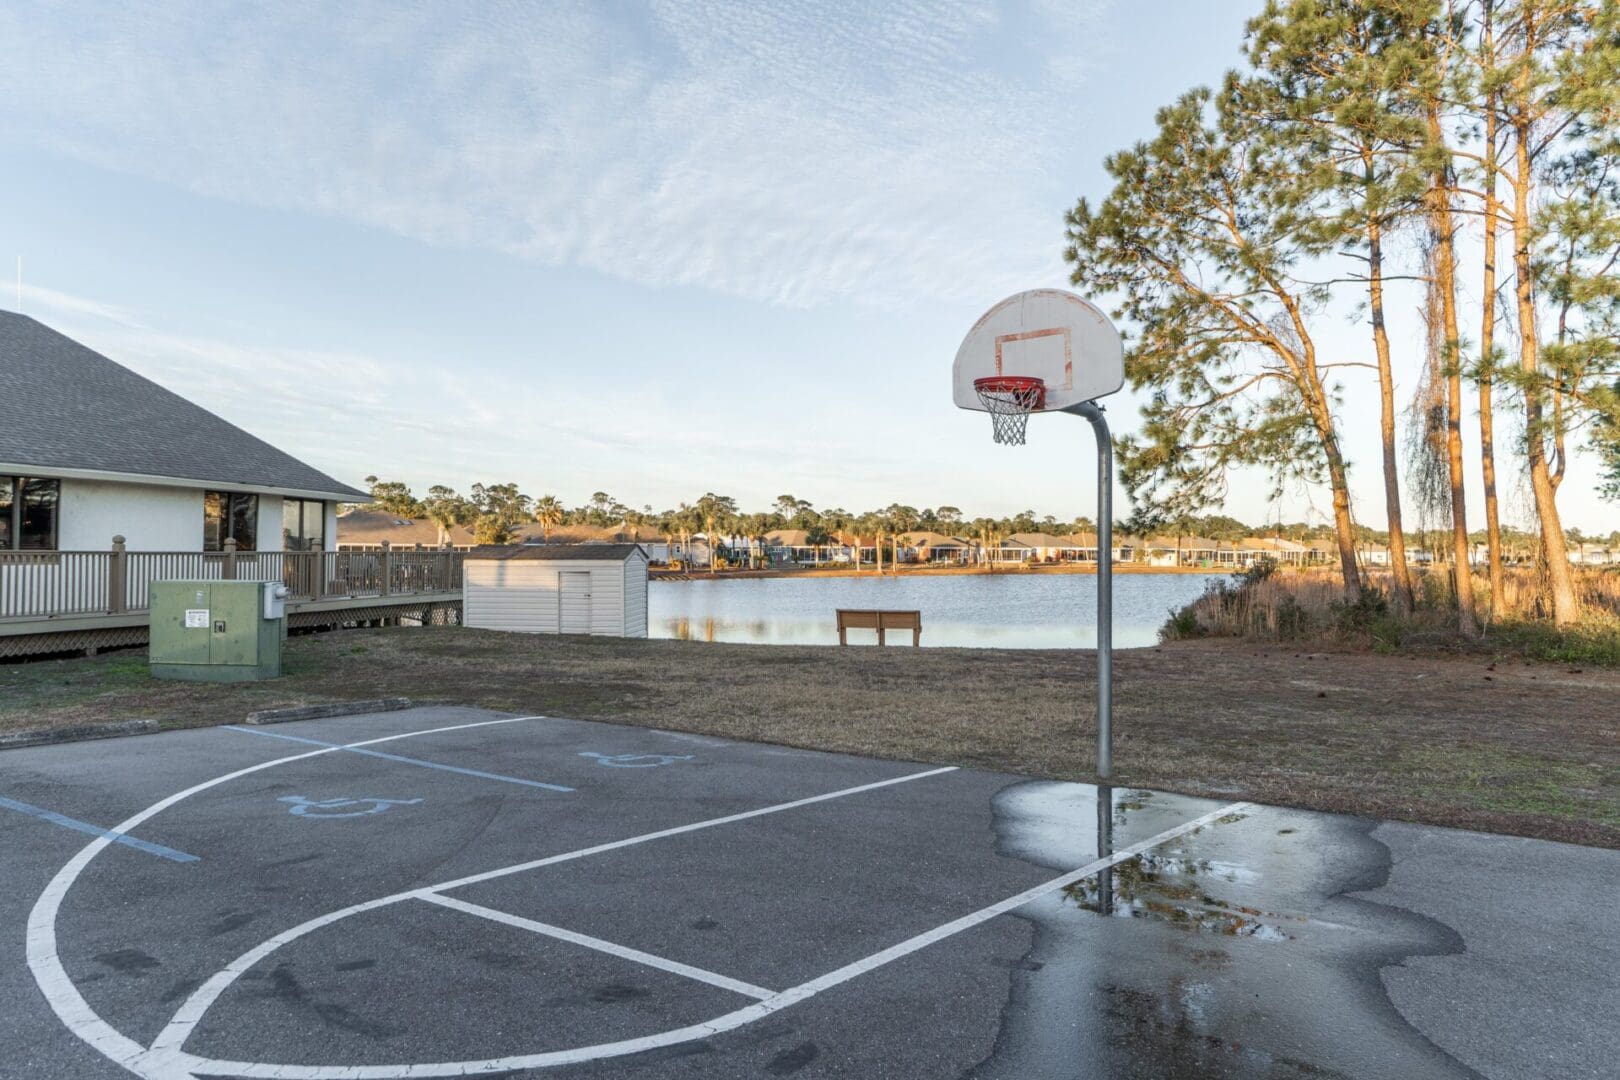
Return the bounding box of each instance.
[355,477,1618,555]
[1065,0,1618,630]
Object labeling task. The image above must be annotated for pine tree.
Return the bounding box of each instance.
[1066,83,1366,600]
[1243,0,1435,613]
[1486,0,1616,623]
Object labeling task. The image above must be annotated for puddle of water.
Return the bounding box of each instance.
[967,782,1483,1080]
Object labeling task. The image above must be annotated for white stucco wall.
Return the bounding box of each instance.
[57,479,202,551]
[258,495,285,553]
[53,480,331,552]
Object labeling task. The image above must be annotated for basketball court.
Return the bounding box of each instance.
[2,706,1615,1080]
[3,294,1613,1080]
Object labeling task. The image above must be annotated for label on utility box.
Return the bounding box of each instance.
[184,609,209,629]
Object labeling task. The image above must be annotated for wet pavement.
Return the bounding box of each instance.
[0,706,1615,1079]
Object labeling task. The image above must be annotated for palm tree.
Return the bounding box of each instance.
[972,517,1002,571]
[741,512,774,568]
[422,486,473,547]
[532,495,564,542]
[695,493,738,573]
[668,504,701,568]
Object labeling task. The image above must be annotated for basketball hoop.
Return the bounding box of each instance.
[973,376,1045,445]
[954,290,1123,779]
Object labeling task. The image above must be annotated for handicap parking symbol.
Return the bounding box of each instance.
[577,752,694,769]
[278,796,423,819]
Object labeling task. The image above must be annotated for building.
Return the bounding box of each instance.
[996,532,1089,563]
[1569,542,1617,566]
[1,313,363,553]
[0,314,457,657]
[1238,537,1310,566]
[902,531,974,563]
[335,509,475,551]
[463,544,649,637]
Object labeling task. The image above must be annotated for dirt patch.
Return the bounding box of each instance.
[3,629,1616,848]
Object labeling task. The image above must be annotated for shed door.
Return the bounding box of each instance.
[558,571,593,634]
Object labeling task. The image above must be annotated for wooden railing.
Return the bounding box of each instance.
[0,539,463,620]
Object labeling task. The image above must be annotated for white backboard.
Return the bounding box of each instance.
[952,289,1124,413]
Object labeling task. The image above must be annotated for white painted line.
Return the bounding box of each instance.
[418,893,774,1001]
[423,765,961,895]
[770,801,1255,1006]
[144,764,958,1064]
[25,714,553,1080]
[168,801,1256,1078]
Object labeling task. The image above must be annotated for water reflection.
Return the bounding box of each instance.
[1095,784,1115,917]
[1064,793,1288,939]
[651,573,1229,650]
[972,782,1477,1078]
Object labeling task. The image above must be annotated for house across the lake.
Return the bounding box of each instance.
[0,314,459,657]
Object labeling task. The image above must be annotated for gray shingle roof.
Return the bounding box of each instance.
[0,313,366,499]
[466,544,646,561]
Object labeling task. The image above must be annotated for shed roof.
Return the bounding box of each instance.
[0,313,365,500]
[466,544,646,561]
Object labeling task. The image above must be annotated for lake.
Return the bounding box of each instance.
[648,572,1230,649]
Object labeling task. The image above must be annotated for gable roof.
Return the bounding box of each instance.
[904,531,969,548]
[0,313,366,501]
[765,529,815,546]
[513,522,658,544]
[336,509,475,547]
[1005,531,1080,549]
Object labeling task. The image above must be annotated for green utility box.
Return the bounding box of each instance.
[149,580,288,682]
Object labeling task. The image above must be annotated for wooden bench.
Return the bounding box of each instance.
[836,608,922,646]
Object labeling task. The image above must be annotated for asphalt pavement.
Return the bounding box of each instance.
[1,706,1614,1080]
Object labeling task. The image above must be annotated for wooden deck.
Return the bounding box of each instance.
[0,592,463,658]
[0,546,464,658]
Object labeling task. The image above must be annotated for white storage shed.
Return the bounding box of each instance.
[463,544,649,637]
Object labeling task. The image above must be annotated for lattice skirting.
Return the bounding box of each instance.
[0,625,151,659]
[0,601,462,659]
[288,601,462,629]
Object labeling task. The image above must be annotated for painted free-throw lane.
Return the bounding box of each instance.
[144,765,963,1068]
[159,801,1252,1078]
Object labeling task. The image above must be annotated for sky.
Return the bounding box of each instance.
[0,0,1614,534]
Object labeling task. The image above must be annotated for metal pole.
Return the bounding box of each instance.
[1071,402,1112,780]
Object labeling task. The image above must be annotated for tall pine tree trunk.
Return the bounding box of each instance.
[1511,120,1578,623]
[1477,0,1506,617]
[1428,108,1479,637]
[1367,212,1414,613]
[1297,359,1362,602]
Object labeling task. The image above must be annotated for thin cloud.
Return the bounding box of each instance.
[0,1,1114,309]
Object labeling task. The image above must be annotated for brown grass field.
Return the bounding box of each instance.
[3,627,1616,848]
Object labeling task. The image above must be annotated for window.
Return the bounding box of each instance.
[281,499,325,552]
[0,477,59,550]
[204,491,258,552]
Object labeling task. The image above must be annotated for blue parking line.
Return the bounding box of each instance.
[223,726,575,793]
[0,796,199,863]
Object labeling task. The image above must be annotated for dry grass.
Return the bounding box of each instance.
[3,627,1617,848]
[1168,564,1620,664]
